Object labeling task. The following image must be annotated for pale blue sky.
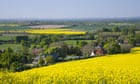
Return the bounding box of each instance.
[0,0,140,19]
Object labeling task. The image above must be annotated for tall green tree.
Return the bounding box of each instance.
[112,26,120,32]
[38,58,45,66]
[104,42,121,54]
[45,55,54,65]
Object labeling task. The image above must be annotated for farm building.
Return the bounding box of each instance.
[90,46,105,56]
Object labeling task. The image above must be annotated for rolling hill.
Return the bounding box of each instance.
[1,47,140,84]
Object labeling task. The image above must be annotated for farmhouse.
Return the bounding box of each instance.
[32,54,58,66]
[0,49,5,55]
[90,46,105,56]
[32,48,44,56]
[32,55,46,65]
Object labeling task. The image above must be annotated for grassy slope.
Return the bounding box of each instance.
[1,47,140,84]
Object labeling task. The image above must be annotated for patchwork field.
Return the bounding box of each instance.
[1,47,140,84]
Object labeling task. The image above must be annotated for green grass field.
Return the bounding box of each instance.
[0,36,14,41]
[0,26,30,31]
[64,40,94,46]
[0,44,21,49]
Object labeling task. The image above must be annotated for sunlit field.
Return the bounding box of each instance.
[1,47,140,84]
[26,29,86,35]
[0,29,86,35]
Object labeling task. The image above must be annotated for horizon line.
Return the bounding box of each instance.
[0,16,140,21]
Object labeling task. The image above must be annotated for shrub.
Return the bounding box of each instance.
[38,58,45,66]
[10,62,23,72]
[45,55,54,65]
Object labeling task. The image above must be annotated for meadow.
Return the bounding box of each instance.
[64,40,93,46]
[1,47,140,84]
[0,36,13,41]
[0,24,19,27]
[0,44,21,50]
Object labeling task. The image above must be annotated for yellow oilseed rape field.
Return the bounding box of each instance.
[0,29,86,35]
[26,29,86,35]
[1,47,140,84]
